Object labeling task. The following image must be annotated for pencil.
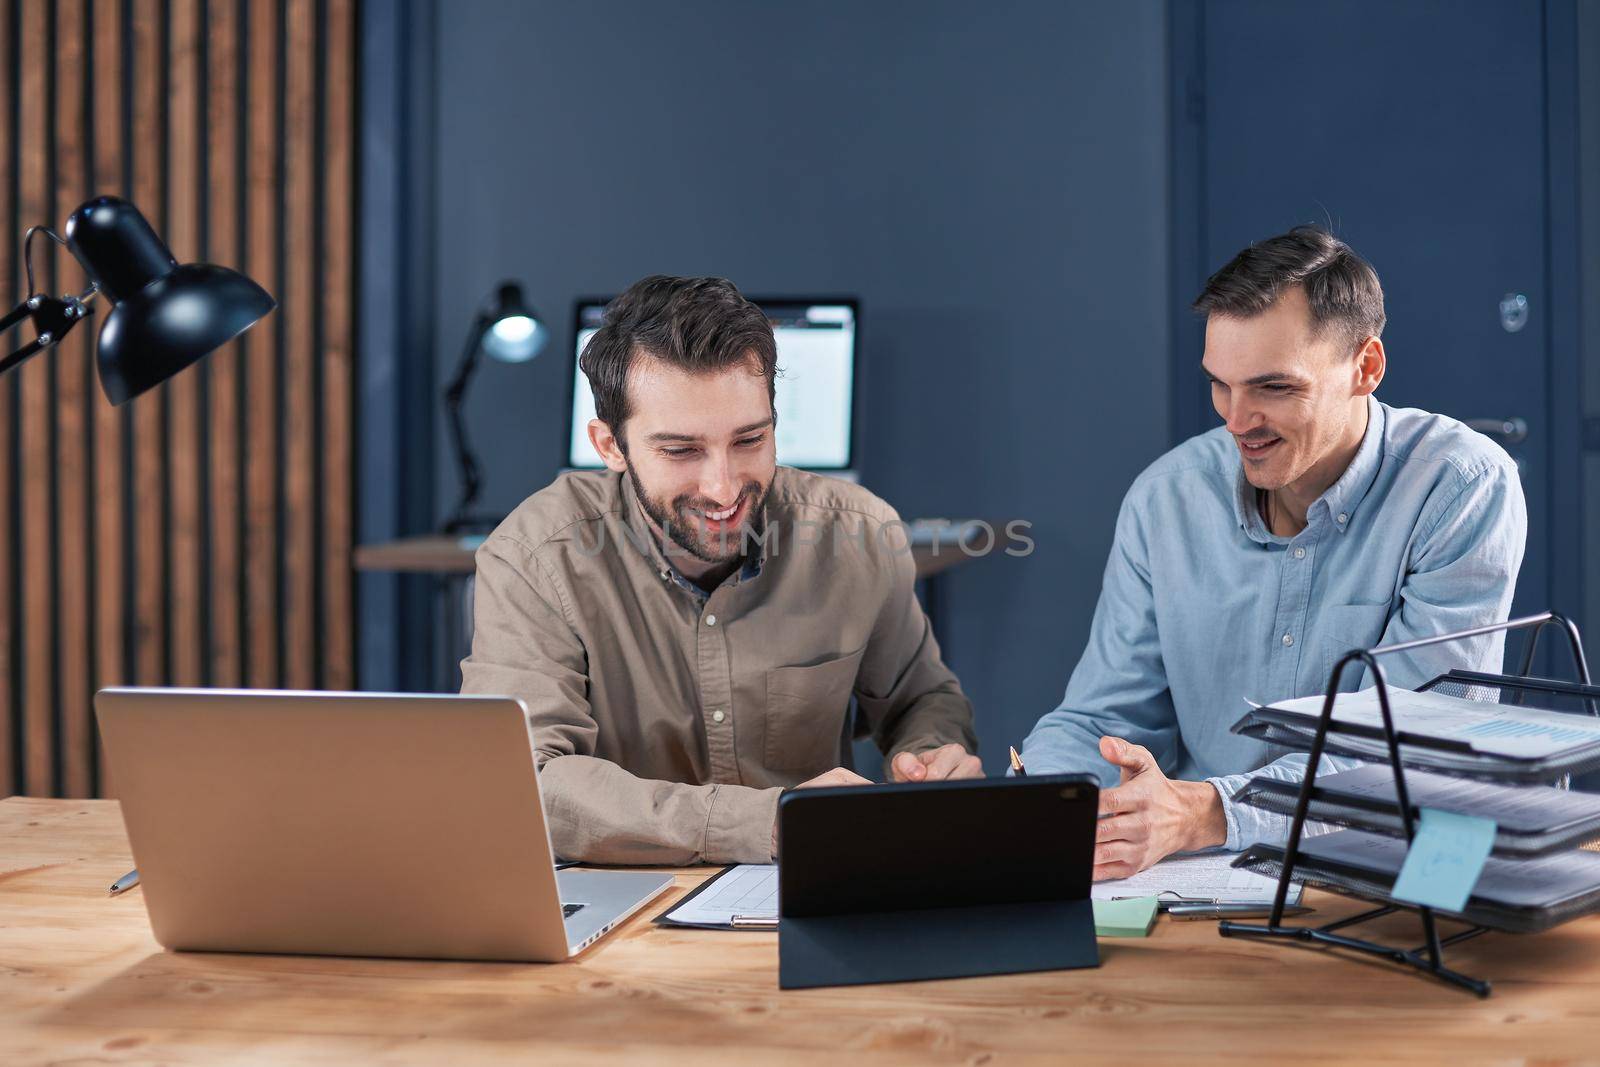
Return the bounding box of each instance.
[1009,746,1027,776]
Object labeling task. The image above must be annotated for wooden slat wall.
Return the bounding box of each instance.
[0,0,15,799]
[89,0,124,795]
[20,0,54,797]
[2,0,358,798]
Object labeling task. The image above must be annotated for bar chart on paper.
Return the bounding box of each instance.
[660,865,779,926]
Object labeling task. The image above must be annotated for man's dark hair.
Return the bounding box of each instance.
[1193,225,1386,354]
[579,275,778,442]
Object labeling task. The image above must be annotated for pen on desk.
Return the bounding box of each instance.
[730,914,779,928]
[1009,746,1027,776]
[109,869,140,897]
[1167,903,1311,921]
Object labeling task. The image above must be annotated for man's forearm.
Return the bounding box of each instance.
[1205,751,1362,851]
[539,754,781,865]
[1020,709,1123,784]
[877,689,977,762]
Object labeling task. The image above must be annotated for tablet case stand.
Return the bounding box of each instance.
[774,773,1101,991]
[780,898,1097,990]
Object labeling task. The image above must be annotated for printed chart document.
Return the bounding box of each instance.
[657,864,777,928]
[1092,850,1302,907]
[1257,687,1600,760]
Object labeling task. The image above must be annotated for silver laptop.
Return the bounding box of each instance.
[95,688,673,962]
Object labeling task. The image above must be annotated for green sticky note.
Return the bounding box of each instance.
[1391,807,1497,913]
[1093,896,1159,938]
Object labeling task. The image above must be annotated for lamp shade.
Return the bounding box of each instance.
[479,281,547,364]
[64,196,276,405]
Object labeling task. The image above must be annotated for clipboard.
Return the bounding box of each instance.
[653,864,778,931]
[776,774,1101,989]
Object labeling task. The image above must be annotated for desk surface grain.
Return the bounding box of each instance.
[2,797,1597,1066]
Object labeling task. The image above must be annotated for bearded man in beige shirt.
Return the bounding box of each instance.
[461,275,980,865]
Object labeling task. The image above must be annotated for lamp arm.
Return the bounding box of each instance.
[1,226,100,378]
[0,291,94,378]
[443,317,491,533]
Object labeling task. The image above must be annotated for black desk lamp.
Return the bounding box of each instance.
[0,195,276,405]
[442,280,548,533]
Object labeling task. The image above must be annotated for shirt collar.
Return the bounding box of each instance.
[1319,395,1385,533]
[1233,395,1386,540]
[621,472,768,598]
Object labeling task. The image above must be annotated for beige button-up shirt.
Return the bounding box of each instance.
[461,467,976,865]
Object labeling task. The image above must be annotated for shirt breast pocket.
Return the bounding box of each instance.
[764,647,866,773]
[1321,603,1393,687]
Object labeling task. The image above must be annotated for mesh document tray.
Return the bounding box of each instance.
[1233,829,1600,935]
[1231,671,1600,784]
[1232,767,1600,857]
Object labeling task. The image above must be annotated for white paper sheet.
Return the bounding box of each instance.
[662,864,778,925]
[1091,850,1301,905]
[1261,686,1600,759]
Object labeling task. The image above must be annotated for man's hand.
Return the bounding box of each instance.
[795,767,874,790]
[773,767,873,857]
[888,744,984,783]
[1093,736,1226,881]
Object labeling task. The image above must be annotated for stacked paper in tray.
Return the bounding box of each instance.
[1232,685,1600,781]
[1230,681,1600,935]
[1234,764,1600,855]
[1234,828,1600,933]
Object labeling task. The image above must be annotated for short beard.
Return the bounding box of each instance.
[627,462,769,565]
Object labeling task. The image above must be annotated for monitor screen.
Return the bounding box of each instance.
[567,298,858,470]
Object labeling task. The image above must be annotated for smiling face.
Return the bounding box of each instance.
[589,352,776,566]
[1202,286,1383,495]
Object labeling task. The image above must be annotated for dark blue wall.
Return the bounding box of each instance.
[419,0,1172,772]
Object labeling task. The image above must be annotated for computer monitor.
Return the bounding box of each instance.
[567,296,859,472]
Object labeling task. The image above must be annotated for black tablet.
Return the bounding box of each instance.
[776,773,1101,988]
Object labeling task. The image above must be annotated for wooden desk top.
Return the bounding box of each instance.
[4,797,1597,1065]
[355,532,984,580]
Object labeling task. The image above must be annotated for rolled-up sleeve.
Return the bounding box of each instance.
[461,537,779,865]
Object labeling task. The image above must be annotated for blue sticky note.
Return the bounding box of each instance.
[1390,808,1497,913]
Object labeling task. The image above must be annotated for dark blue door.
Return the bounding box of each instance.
[1177,0,1553,631]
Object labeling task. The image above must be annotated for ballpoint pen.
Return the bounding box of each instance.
[1009,746,1027,776]
[1167,903,1312,920]
[731,914,779,928]
[109,869,140,896]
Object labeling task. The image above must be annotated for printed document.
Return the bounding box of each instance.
[661,864,778,925]
[1258,687,1600,760]
[1092,850,1302,906]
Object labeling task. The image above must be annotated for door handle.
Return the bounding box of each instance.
[1463,416,1528,445]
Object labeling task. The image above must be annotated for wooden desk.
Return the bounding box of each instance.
[6,797,1595,1065]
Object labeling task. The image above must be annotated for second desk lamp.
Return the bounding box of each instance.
[442,280,548,533]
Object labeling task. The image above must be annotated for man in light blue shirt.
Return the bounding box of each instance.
[1022,226,1526,879]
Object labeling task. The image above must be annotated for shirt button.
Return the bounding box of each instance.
[711,708,726,723]
[1282,633,1294,647]
[1337,512,1349,525]
[705,614,718,627]
[1293,546,1306,559]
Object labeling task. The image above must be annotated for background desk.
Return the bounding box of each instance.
[4,797,1599,1065]
[355,527,986,692]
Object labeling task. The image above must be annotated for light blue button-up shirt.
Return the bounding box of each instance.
[1022,397,1526,850]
